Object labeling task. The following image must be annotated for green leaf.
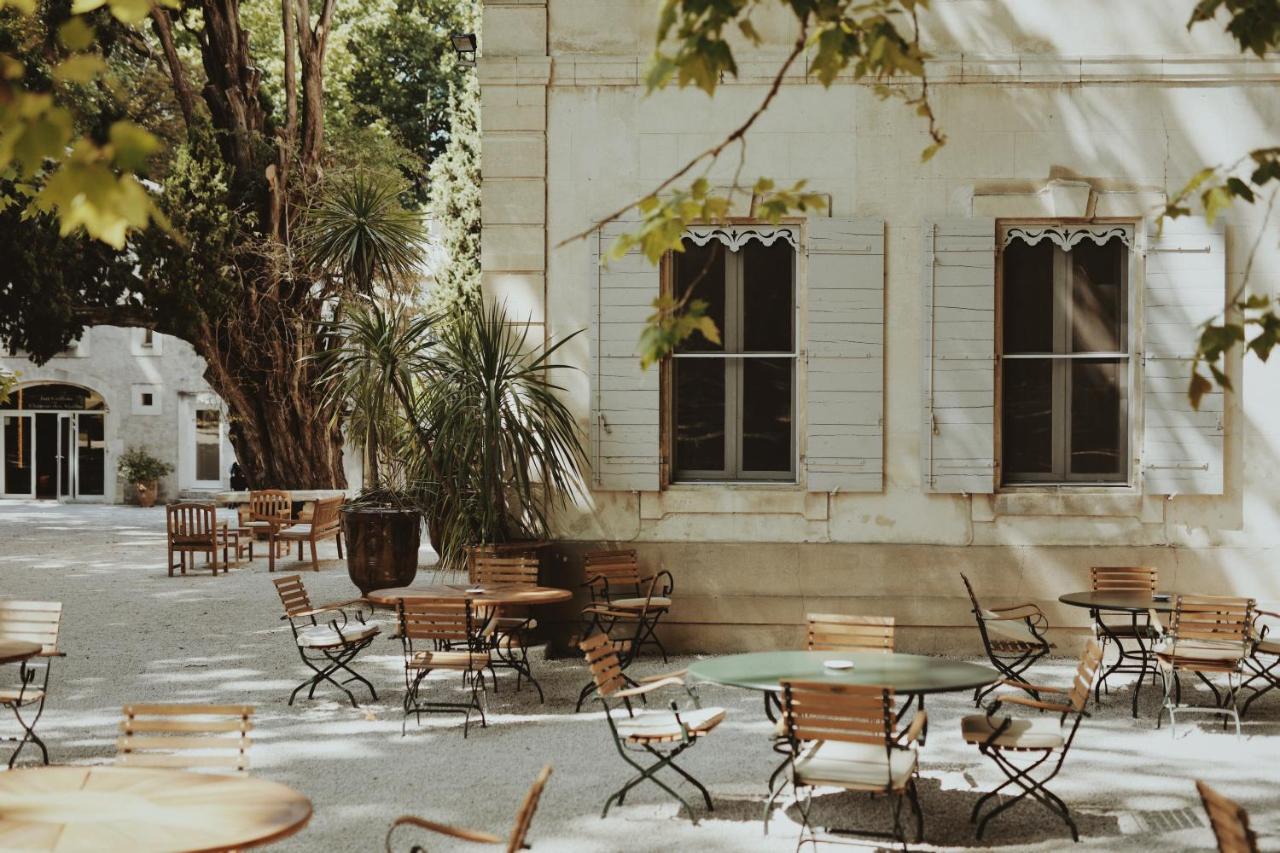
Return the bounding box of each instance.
[58,19,96,51]
[52,54,107,84]
[920,141,942,162]
[1189,370,1212,409]
[1208,362,1232,391]
[104,0,153,24]
[108,121,161,171]
[69,0,107,12]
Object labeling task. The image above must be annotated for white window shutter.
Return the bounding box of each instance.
[805,217,884,492]
[1142,216,1225,495]
[590,223,660,491]
[921,218,997,493]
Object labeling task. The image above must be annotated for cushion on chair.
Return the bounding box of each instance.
[1257,638,1280,656]
[276,524,312,539]
[408,649,490,670]
[609,596,672,610]
[961,714,1064,750]
[0,687,45,706]
[980,611,1044,646]
[614,706,725,743]
[1156,638,1245,666]
[296,623,379,648]
[792,740,918,791]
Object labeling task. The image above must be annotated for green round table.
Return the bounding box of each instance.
[687,650,998,697]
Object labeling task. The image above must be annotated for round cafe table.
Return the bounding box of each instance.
[366,583,573,608]
[0,765,312,852]
[1059,589,1178,718]
[0,640,41,666]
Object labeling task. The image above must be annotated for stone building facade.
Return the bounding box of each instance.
[1,327,235,503]
[478,0,1280,651]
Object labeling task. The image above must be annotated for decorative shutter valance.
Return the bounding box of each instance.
[1003,224,1133,250]
[590,222,661,491]
[683,224,800,252]
[921,217,997,494]
[804,217,884,493]
[1141,215,1226,495]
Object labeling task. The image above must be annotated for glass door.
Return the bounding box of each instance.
[76,413,105,497]
[57,413,75,498]
[2,414,34,497]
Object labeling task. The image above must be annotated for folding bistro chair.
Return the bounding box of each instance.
[270,495,344,572]
[581,549,673,662]
[1089,566,1162,701]
[960,573,1053,705]
[574,575,666,712]
[1241,606,1279,717]
[775,681,927,849]
[1156,594,1255,736]
[273,575,379,708]
[0,600,64,767]
[579,632,725,819]
[385,765,553,852]
[1196,780,1259,853]
[960,639,1103,842]
[166,502,226,576]
[117,704,253,773]
[473,553,544,702]
[398,598,492,737]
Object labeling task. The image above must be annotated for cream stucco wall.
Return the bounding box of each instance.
[480,0,1280,651]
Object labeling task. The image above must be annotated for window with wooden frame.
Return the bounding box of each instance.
[665,229,797,482]
[998,223,1134,485]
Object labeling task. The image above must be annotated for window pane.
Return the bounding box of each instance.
[1071,238,1125,353]
[77,414,105,495]
[1002,359,1053,477]
[3,415,32,494]
[674,359,725,472]
[1071,359,1124,476]
[742,242,793,352]
[741,358,792,472]
[1001,240,1054,353]
[673,241,726,353]
[195,409,221,482]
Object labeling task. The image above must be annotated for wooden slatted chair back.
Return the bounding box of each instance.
[1090,566,1158,593]
[117,704,254,774]
[310,496,343,532]
[780,681,893,747]
[272,575,312,618]
[506,765,554,853]
[0,600,62,655]
[249,489,291,523]
[399,598,473,645]
[583,549,643,592]
[1170,595,1255,651]
[806,614,895,653]
[579,632,627,699]
[1067,639,1105,713]
[166,502,217,542]
[1196,780,1259,853]
[473,554,539,586]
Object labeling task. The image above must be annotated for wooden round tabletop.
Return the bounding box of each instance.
[366,583,573,607]
[0,766,312,852]
[1058,590,1178,613]
[687,651,999,696]
[0,639,41,665]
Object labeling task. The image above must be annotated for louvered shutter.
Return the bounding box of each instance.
[1142,216,1225,495]
[590,223,660,491]
[921,217,997,493]
[805,217,884,492]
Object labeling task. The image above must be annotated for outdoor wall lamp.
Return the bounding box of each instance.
[451,33,477,68]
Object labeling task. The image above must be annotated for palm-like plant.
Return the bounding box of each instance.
[303,174,426,292]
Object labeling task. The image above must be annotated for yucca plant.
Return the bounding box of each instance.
[302,174,426,293]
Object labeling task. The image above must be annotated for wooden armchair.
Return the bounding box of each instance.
[1156,594,1255,736]
[473,554,544,702]
[961,639,1103,842]
[273,575,379,708]
[581,549,673,663]
[166,502,227,577]
[117,703,254,774]
[270,495,344,572]
[1196,780,1259,853]
[579,632,724,820]
[0,600,64,768]
[959,573,1052,705]
[386,765,553,853]
[243,489,292,553]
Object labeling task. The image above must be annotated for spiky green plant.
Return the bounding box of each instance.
[303,175,426,293]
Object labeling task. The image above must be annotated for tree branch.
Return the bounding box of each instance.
[281,0,298,141]
[150,8,197,129]
[72,306,155,328]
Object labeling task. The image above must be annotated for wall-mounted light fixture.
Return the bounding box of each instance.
[451,33,477,68]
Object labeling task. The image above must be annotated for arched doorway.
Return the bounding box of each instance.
[1,383,107,500]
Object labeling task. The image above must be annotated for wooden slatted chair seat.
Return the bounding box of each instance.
[117,704,253,774]
[792,739,918,790]
[408,649,491,670]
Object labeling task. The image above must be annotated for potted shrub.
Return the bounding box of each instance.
[118,448,173,508]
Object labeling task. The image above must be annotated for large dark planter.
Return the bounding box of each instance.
[341,506,422,595]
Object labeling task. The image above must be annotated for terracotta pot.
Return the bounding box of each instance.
[341,506,421,595]
[135,480,158,508]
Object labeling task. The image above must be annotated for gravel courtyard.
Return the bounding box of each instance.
[1,501,1275,852]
